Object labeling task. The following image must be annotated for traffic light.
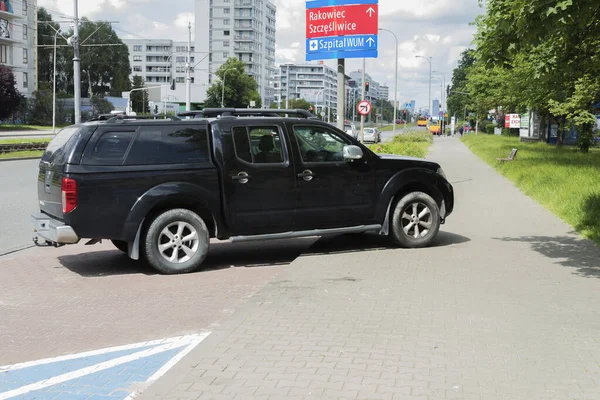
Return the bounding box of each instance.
[170,78,176,90]
[365,81,370,92]
[403,109,407,117]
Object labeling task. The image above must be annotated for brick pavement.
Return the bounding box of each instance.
[139,137,600,400]
[0,238,315,366]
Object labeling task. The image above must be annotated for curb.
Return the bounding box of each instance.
[0,156,41,162]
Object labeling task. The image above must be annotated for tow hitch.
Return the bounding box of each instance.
[33,235,64,248]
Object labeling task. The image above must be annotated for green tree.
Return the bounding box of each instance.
[90,95,114,116]
[130,75,149,114]
[36,8,61,88]
[204,58,262,108]
[0,66,24,119]
[470,0,600,149]
[57,18,131,97]
[446,49,475,118]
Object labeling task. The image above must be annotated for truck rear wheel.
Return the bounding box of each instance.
[142,208,209,274]
[390,191,441,248]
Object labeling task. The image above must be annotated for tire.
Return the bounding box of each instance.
[390,191,441,248]
[111,239,128,253]
[142,208,209,274]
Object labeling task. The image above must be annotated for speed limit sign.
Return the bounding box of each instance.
[357,100,372,116]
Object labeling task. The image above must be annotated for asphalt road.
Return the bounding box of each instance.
[0,159,39,255]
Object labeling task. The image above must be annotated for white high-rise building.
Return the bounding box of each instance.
[273,62,338,119]
[0,0,37,97]
[123,39,201,107]
[195,0,277,107]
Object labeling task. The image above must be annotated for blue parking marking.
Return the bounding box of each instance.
[0,344,161,393]
[16,346,185,400]
[0,333,210,400]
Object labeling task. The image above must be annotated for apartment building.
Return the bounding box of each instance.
[195,0,277,107]
[123,39,202,106]
[273,62,338,119]
[0,0,36,97]
[348,70,386,102]
[379,85,389,101]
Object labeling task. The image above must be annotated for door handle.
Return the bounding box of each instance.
[298,169,316,182]
[232,171,250,184]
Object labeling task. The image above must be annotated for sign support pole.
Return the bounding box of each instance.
[359,58,365,143]
[337,59,345,130]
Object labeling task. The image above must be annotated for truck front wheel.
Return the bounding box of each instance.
[390,192,441,248]
[142,208,209,274]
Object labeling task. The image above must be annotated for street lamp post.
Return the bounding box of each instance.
[221,68,236,108]
[379,28,398,135]
[433,70,446,127]
[52,29,60,133]
[415,55,432,123]
[432,77,443,126]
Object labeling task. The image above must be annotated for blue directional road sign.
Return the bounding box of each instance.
[306,35,378,61]
[305,0,379,61]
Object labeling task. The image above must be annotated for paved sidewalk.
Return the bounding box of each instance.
[140,137,600,400]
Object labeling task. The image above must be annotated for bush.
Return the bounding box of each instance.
[485,124,497,134]
[367,130,433,159]
[391,129,433,144]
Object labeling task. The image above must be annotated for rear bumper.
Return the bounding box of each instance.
[31,212,80,244]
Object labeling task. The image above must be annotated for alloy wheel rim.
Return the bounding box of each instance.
[400,202,433,239]
[158,221,199,264]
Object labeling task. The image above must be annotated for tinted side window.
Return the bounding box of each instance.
[293,125,350,163]
[232,126,285,164]
[84,131,134,165]
[42,126,80,163]
[126,126,210,165]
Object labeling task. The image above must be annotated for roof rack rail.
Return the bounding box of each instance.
[177,110,205,119]
[201,108,318,119]
[106,115,182,123]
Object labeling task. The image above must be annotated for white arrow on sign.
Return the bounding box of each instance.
[366,37,375,47]
[366,7,375,17]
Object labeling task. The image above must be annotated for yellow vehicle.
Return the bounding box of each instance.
[429,122,441,135]
[417,117,428,127]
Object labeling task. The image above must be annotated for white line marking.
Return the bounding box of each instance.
[0,333,210,400]
[0,334,198,372]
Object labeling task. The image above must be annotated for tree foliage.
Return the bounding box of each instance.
[91,95,114,116]
[130,75,149,114]
[37,8,61,87]
[204,58,262,108]
[447,49,475,118]
[0,66,23,119]
[53,18,131,97]
[458,0,600,150]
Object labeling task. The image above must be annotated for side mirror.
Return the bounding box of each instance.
[343,145,364,161]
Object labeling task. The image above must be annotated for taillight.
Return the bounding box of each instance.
[61,177,78,214]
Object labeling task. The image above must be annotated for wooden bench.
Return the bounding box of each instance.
[497,148,518,162]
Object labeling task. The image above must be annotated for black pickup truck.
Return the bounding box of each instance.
[32,109,454,274]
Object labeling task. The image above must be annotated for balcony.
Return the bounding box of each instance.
[0,9,24,20]
[234,35,255,42]
[0,35,20,45]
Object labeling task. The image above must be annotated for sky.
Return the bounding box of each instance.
[37,0,485,111]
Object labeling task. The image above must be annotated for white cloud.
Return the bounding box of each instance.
[37,0,483,109]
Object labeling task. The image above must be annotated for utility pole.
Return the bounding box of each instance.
[72,0,81,124]
[359,58,365,143]
[286,64,290,109]
[186,22,192,111]
[52,29,59,133]
[336,59,345,130]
